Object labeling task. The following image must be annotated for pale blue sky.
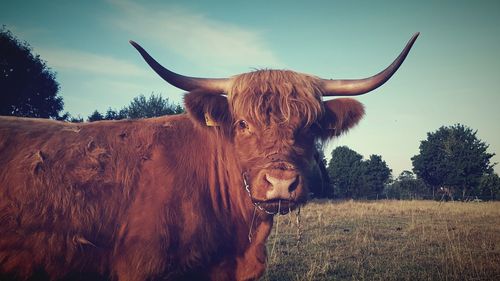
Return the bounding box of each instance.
[2,0,499,175]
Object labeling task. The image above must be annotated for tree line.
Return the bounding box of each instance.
[71,94,184,123]
[2,27,499,201]
[320,124,499,201]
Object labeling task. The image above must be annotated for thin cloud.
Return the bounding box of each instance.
[4,25,50,42]
[2,25,146,78]
[107,0,282,72]
[37,47,149,77]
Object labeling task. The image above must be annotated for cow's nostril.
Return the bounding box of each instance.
[264,174,272,185]
[265,173,300,194]
[288,176,299,192]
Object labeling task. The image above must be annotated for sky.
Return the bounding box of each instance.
[2,0,500,176]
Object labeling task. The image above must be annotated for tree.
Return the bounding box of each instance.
[327,146,392,199]
[0,26,63,118]
[384,170,428,200]
[361,155,392,198]
[56,111,83,123]
[126,94,183,119]
[89,94,183,121]
[87,110,104,122]
[412,124,495,199]
[477,173,500,200]
[327,146,364,198]
[69,115,84,123]
[85,94,184,122]
[104,107,127,120]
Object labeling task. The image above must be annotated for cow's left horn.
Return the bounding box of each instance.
[130,41,230,93]
[321,32,419,96]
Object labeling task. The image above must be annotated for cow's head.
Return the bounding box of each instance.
[130,33,418,214]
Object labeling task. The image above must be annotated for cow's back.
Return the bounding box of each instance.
[0,116,170,279]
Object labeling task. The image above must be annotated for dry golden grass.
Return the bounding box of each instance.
[262,200,500,281]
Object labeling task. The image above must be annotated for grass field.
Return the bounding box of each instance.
[262,200,500,281]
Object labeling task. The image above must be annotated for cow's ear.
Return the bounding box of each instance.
[184,91,232,129]
[319,98,365,139]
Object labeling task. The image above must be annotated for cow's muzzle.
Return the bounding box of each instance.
[243,164,304,215]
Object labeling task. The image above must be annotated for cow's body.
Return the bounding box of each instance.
[0,33,418,280]
[0,114,274,280]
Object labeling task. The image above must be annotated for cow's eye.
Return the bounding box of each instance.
[310,122,322,134]
[238,120,249,130]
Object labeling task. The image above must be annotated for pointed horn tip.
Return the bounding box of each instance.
[129,40,139,48]
[405,32,420,50]
[411,32,420,42]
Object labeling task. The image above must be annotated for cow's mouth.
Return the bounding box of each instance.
[253,199,297,215]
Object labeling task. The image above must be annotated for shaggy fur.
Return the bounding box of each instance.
[229,70,323,127]
[0,69,365,281]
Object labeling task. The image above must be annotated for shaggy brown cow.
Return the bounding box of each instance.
[0,33,418,281]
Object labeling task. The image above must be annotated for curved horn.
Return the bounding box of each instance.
[321,32,419,96]
[129,40,230,93]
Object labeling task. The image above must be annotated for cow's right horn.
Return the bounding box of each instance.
[320,32,419,96]
[130,41,230,94]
